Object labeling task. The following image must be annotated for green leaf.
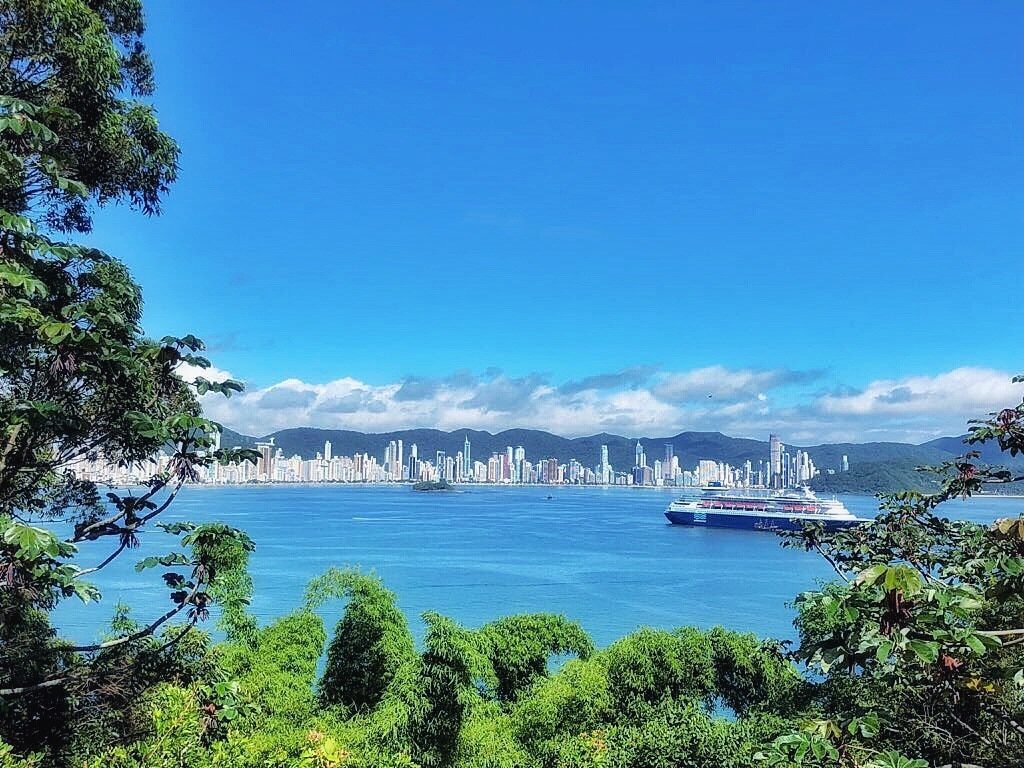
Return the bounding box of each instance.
[855,563,887,586]
[875,640,893,664]
[3,523,61,560]
[964,634,987,655]
[908,639,939,664]
[73,580,101,604]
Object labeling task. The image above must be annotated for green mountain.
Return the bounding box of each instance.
[810,460,941,495]
[215,427,1013,491]
[920,435,1024,467]
[216,426,772,469]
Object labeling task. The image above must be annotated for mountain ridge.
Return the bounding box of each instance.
[217,425,1008,476]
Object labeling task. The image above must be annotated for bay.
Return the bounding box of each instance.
[53,486,1024,647]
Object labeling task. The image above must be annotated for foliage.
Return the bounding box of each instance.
[598,700,786,768]
[778,378,1024,767]
[413,611,494,768]
[80,683,207,768]
[312,569,417,713]
[809,461,939,495]
[0,0,179,233]
[510,656,612,758]
[476,613,593,703]
[2,5,1023,768]
[603,627,717,716]
[0,2,255,764]
[239,611,327,725]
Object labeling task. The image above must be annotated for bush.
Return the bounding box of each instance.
[511,657,612,759]
[314,569,418,713]
[238,611,326,726]
[82,685,207,768]
[476,614,593,703]
[602,628,716,717]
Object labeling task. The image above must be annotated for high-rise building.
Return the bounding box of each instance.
[841,454,849,473]
[463,435,472,475]
[769,434,782,488]
[635,441,644,468]
[436,451,446,480]
[324,440,332,461]
[386,440,397,474]
[600,444,610,483]
[664,444,674,479]
[256,438,275,480]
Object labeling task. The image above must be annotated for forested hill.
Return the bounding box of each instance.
[216,426,1008,480]
[809,460,941,495]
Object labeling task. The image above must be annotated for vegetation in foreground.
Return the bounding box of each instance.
[2,3,1024,767]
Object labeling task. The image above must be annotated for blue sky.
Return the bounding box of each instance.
[87,2,1023,440]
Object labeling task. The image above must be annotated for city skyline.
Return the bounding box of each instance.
[77,431,844,489]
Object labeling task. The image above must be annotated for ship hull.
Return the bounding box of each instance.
[664,509,862,531]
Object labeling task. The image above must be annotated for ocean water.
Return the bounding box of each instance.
[53,486,1023,648]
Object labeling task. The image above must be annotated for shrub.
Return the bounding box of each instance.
[476,614,593,703]
[313,569,418,713]
[602,628,716,717]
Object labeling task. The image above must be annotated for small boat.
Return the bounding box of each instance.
[664,486,867,531]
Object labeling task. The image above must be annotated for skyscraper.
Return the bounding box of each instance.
[463,435,472,475]
[324,440,332,461]
[635,441,644,468]
[600,444,610,483]
[769,434,782,488]
[664,444,674,479]
[256,437,275,480]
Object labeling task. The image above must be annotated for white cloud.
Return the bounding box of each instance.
[192,365,1024,444]
[816,367,1019,417]
[175,362,236,385]
[652,365,822,403]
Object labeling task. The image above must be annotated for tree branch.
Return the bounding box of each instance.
[68,582,199,653]
[74,539,128,579]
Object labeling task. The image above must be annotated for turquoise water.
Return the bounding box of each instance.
[54,486,1023,647]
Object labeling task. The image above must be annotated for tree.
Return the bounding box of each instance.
[764,378,1024,767]
[0,3,255,763]
[0,0,178,234]
[476,613,593,703]
[310,568,417,713]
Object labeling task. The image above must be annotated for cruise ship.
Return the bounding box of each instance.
[664,486,867,531]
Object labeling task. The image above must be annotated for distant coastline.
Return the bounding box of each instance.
[166,482,1024,499]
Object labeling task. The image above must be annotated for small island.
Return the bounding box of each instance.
[412,479,453,491]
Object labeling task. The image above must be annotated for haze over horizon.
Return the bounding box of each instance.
[86,1,1021,443]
